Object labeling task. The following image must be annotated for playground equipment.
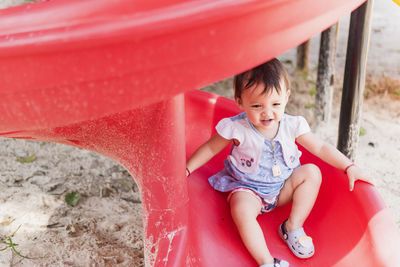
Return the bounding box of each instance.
[1,0,399,266]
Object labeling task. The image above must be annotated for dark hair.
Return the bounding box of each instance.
[234,58,290,99]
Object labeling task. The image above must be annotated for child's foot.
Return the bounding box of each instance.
[260,258,289,267]
[278,219,314,258]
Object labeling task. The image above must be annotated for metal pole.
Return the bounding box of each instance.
[337,0,374,161]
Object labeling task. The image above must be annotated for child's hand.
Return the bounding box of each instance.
[346,165,374,191]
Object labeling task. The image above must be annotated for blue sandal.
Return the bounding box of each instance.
[278,219,314,258]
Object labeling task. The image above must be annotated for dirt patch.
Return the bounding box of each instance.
[0,140,144,266]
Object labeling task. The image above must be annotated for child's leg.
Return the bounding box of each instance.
[230,191,274,265]
[277,163,322,231]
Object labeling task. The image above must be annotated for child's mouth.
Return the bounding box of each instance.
[261,119,273,126]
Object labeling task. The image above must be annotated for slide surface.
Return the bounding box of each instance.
[185,90,400,266]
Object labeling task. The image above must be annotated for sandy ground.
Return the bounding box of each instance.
[0,0,399,266]
[0,142,144,267]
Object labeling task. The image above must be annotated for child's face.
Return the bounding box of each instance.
[236,82,290,135]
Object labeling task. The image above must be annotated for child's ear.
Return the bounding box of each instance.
[235,97,243,109]
[285,89,291,101]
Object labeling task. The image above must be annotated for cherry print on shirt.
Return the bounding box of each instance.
[241,158,254,167]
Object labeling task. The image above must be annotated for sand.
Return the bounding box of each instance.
[0,139,144,266]
[0,0,399,266]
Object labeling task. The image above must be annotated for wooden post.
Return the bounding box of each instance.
[297,40,310,70]
[314,23,338,127]
[337,0,374,160]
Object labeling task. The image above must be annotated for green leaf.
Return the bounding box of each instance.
[308,80,316,86]
[11,225,22,237]
[65,192,81,207]
[282,59,293,65]
[16,155,36,163]
[359,127,366,136]
[0,226,31,259]
[301,70,309,80]
[7,237,29,259]
[309,86,316,96]
[305,103,315,109]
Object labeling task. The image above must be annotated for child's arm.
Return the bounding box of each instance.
[296,132,373,191]
[186,133,232,176]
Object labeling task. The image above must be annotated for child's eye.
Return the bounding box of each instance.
[273,103,281,106]
[251,104,262,108]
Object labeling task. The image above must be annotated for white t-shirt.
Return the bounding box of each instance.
[216,113,311,173]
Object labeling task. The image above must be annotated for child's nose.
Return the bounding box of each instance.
[262,108,273,117]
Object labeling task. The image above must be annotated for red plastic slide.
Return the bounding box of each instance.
[185,90,400,266]
[1,0,399,266]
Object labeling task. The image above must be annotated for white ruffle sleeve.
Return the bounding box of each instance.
[215,118,244,143]
[294,116,311,138]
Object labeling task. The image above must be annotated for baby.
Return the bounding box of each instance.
[186,58,371,267]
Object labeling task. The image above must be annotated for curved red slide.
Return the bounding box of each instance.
[185,90,400,266]
[1,0,399,266]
